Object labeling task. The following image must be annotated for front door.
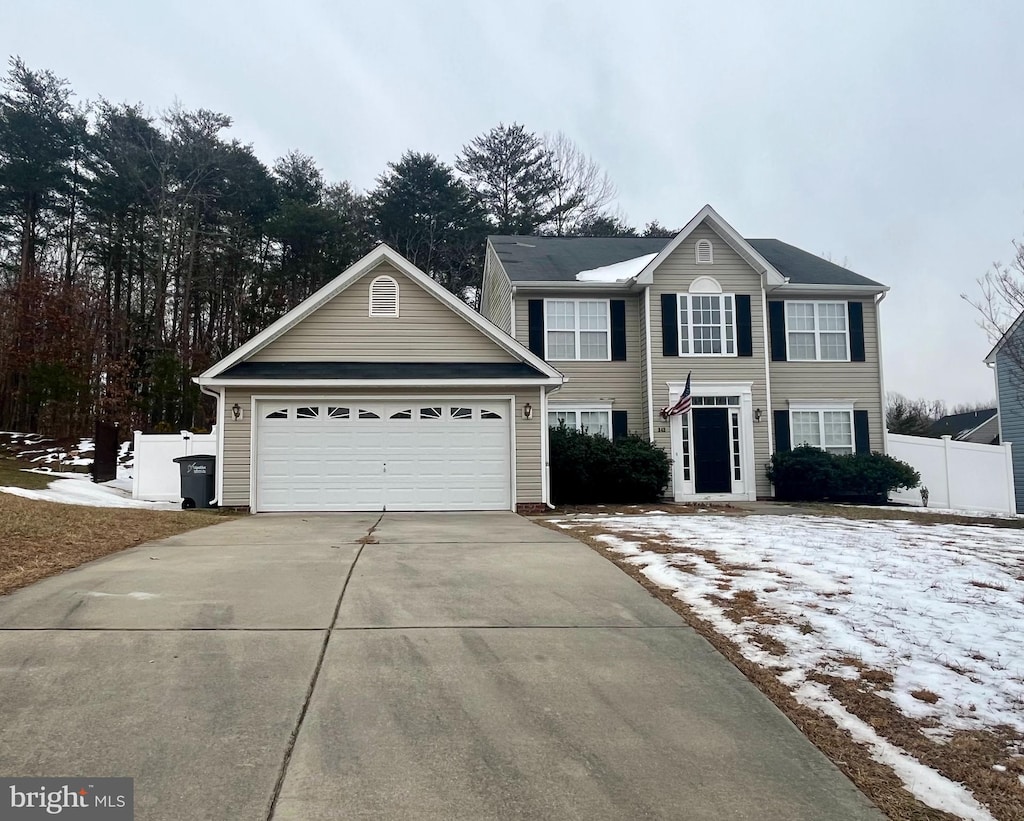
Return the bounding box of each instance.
[692,408,732,493]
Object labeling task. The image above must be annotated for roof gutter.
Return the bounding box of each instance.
[771,283,889,296]
[196,376,566,388]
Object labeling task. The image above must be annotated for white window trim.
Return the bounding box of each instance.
[788,401,857,454]
[695,239,713,264]
[547,402,613,439]
[368,275,400,317]
[543,298,611,361]
[784,301,850,362]
[677,292,737,357]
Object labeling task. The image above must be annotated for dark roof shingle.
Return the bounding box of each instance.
[489,234,884,288]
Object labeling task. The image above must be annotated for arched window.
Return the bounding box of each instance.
[695,239,713,264]
[369,275,399,317]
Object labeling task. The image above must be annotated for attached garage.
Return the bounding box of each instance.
[254,398,512,512]
[196,245,564,513]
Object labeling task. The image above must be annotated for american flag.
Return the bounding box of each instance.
[659,372,692,419]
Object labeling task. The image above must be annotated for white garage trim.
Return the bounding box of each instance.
[248,393,516,512]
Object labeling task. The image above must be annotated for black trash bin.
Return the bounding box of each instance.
[172,454,217,509]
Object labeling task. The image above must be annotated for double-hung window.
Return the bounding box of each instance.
[785,302,849,361]
[791,409,854,454]
[545,299,610,360]
[679,293,735,355]
[548,406,611,438]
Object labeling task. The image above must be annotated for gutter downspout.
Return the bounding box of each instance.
[198,382,223,506]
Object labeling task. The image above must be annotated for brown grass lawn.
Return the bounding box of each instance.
[0,494,222,595]
[0,456,59,490]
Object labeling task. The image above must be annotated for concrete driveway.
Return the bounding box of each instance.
[0,513,881,820]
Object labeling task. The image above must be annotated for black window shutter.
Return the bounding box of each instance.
[661,293,679,357]
[854,410,870,453]
[736,295,753,357]
[612,410,628,440]
[848,302,865,362]
[774,410,791,452]
[528,300,544,358]
[768,301,787,361]
[610,300,627,361]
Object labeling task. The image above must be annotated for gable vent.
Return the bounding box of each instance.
[695,239,713,264]
[369,275,399,317]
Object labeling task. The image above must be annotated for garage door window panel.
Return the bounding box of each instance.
[296,406,319,419]
[358,409,380,419]
[390,409,412,419]
[265,408,288,419]
[420,406,442,419]
[327,406,350,419]
[451,407,473,419]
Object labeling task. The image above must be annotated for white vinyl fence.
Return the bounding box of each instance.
[132,428,217,501]
[887,433,1016,514]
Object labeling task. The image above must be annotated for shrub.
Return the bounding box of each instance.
[549,424,670,504]
[766,445,920,503]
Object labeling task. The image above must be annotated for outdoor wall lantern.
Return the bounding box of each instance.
[523,402,533,419]
[231,403,243,421]
[754,408,762,422]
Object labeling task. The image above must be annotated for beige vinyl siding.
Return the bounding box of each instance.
[514,291,645,436]
[769,296,885,453]
[648,223,772,497]
[220,387,543,509]
[481,244,513,334]
[250,261,516,363]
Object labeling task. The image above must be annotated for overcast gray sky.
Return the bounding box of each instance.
[7,0,1024,407]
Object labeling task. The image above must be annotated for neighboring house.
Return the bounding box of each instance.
[195,244,565,513]
[480,204,889,502]
[986,316,1024,512]
[928,409,999,444]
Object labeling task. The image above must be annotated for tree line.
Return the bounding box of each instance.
[0,58,675,437]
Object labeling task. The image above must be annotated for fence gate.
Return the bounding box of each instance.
[92,421,118,483]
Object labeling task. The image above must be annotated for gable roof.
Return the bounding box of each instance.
[198,244,563,384]
[929,408,998,440]
[489,206,885,290]
[635,205,786,287]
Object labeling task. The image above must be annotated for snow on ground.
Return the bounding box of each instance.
[0,474,178,509]
[575,253,657,282]
[858,503,1024,520]
[554,513,1024,821]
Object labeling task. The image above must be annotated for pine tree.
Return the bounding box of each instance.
[456,122,558,235]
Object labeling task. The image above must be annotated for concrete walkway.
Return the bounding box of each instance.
[0,513,882,820]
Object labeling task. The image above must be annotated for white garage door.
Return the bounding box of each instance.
[255,399,512,512]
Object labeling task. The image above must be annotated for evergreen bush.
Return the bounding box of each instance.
[766,445,920,502]
[549,423,670,504]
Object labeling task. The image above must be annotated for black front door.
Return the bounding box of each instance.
[692,408,732,493]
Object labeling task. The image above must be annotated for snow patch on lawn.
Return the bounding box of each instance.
[795,681,997,821]
[557,513,1023,819]
[0,474,178,509]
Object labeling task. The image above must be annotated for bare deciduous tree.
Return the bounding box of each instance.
[542,131,617,236]
[962,234,1024,397]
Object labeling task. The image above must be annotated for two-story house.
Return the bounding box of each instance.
[192,204,887,513]
[480,204,889,502]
